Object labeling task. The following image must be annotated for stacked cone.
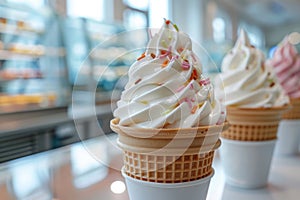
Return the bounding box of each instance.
[221,106,290,141]
[111,118,229,183]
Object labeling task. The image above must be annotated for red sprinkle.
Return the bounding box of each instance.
[190,69,199,80]
[161,50,167,55]
[135,78,142,84]
[165,20,171,25]
[159,46,172,59]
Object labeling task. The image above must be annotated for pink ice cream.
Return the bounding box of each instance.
[267,38,300,99]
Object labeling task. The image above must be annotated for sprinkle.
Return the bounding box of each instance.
[162,60,169,68]
[191,97,195,102]
[211,101,215,109]
[199,78,210,85]
[221,111,225,114]
[176,85,185,93]
[135,78,142,84]
[182,60,190,70]
[198,102,204,108]
[150,53,156,59]
[161,40,168,48]
[178,47,184,53]
[191,105,198,114]
[159,46,171,59]
[189,83,194,89]
[267,78,273,83]
[190,69,199,80]
[270,82,275,87]
[173,102,180,108]
[137,53,145,61]
[140,100,148,105]
[161,50,167,55]
[173,24,179,32]
[164,19,179,31]
[162,109,171,115]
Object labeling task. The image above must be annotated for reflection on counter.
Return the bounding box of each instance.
[10,160,51,200]
[71,143,108,189]
[0,135,129,200]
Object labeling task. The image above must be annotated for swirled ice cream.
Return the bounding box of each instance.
[266,37,300,99]
[114,20,222,128]
[216,30,287,108]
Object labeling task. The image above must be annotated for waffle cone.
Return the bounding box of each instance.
[282,98,300,119]
[110,118,229,183]
[221,105,289,141]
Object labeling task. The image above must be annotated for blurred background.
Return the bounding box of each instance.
[0,0,299,160]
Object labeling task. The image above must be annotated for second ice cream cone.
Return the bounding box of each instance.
[282,98,300,119]
[221,106,289,141]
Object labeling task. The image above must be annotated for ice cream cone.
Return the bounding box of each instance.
[282,98,300,119]
[111,118,229,183]
[221,106,290,141]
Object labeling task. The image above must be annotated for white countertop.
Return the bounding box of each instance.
[0,135,299,200]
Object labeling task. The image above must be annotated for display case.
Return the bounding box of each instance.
[0,2,70,114]
[63,18,146,104]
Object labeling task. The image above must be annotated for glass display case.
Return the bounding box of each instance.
[63,17,146,104]
[0,2,70,114]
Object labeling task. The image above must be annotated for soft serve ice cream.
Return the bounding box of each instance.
[266,37,300,99]
[114,20,222,128]
[216,30,287,108]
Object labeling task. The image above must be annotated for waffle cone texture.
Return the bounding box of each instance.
[110,118,229,183]
[221,105,290,141]
[282,98,300,119]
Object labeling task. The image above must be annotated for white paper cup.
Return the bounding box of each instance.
[220,138,276,189]
[122,167,214,200]
[275,120,300,156]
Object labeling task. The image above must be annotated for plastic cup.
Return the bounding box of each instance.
[122,167,214,200]
[219,138,276,189]
[274,120,300,156]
